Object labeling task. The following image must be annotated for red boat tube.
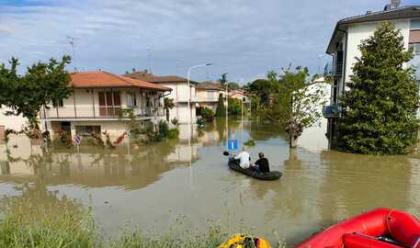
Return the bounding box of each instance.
[297,208,391,248]
[297,208,420,248]
[343,233,401,248]
[387,210,420,248]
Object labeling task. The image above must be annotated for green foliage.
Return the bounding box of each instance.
[215,93,226,117]
[244,139,256,147]
[246,68,326,147]
[338,22,420,154]
[164,98,175,122]
[201,107,215,122]
[218,73,228,86]
[0,184,96,248]
[228,98,242,116]
[227,82,240,90]
[0,56,72,129]
[171,118,179,126]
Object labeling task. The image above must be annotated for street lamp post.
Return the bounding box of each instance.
[187,63,212,125]
[186,63,212,190]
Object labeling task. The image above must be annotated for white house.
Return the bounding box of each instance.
[125,71,197,124]
[325,1,420,147]
[40,71,170,138]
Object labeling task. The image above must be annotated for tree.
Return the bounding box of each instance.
[228,82,240,90]
[215,93,226,117]
[280,67,326,148]
[163,97,175,122]
[228,97,242,116]
[0,56,72,130]
[338,22,419,154]
[218,73,228,86]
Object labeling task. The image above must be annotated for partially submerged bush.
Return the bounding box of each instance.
[201,107,215,122]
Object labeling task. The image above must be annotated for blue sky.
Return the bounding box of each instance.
[0,0,416,83]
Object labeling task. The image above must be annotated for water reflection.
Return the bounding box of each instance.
[0,120,419,245]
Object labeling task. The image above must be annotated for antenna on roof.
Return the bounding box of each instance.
[66,35,76,65]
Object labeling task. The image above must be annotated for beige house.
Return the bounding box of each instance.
[195,81,226,114]
[229,90,250,104]
[40,71,170,138]
[126,71,197,124]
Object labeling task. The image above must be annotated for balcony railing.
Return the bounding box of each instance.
[40,106,165,120]
[322,104,341,118]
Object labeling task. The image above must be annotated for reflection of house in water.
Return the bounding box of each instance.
[0,133,200,190]
[0,135,42,176]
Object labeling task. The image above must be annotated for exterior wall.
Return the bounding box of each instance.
[298,82,331,152]
[42,88,164,120]
[343,19,410,89]
[0,107,27,130]
[160,82,197,124]
[71,121,128,138]
[196,89,225,114]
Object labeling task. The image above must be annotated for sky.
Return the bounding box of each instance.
[0,0,417,83]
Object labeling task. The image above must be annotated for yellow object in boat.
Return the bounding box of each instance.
[218,234,271,248]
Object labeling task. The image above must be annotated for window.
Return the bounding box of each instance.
[53,99,64,107]
[127,92,137,107]
[411,19,420,30]
[207,91,217,101]
[75,125,101,136]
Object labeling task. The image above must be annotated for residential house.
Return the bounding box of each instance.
[229,90,249,103]
[325,1,420,148]
[125,71,198,124]
[40,71,170,138]
[195,81,226,115]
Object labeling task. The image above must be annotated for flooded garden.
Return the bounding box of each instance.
[0,119,419,246]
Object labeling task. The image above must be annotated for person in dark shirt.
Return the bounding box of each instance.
[254,152,270,173]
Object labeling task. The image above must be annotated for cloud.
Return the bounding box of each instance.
[0,0,387,82]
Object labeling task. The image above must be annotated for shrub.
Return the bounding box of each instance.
[171,118,179,126]
[228,98,242,116]
[201,107,215,122]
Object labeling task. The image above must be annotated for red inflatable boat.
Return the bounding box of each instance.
[297,208,420,248]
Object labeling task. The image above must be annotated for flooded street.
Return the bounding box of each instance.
[0,120,419,245]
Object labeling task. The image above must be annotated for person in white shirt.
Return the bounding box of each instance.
[234,148,251,169]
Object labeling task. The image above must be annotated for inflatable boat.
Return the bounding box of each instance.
[228,159,282,181]
[297,208,420,248]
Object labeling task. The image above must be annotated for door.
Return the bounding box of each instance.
[98,91,121,117]
[99,92,107,116]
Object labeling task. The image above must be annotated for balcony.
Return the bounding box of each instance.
[40,106,165,121]
[322,104,341,118]
[332,62,343,77]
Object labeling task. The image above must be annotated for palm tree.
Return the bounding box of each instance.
[163,97,175,122]
[218,73,228,86]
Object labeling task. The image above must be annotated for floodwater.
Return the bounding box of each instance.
[0,119,419,245]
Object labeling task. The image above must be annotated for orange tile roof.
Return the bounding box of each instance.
[70,71,171,91]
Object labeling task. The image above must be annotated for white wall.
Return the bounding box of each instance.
[0,107,27,130]
[298,82,331,152]
[345,19,410,83]
[160,82,196,124]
